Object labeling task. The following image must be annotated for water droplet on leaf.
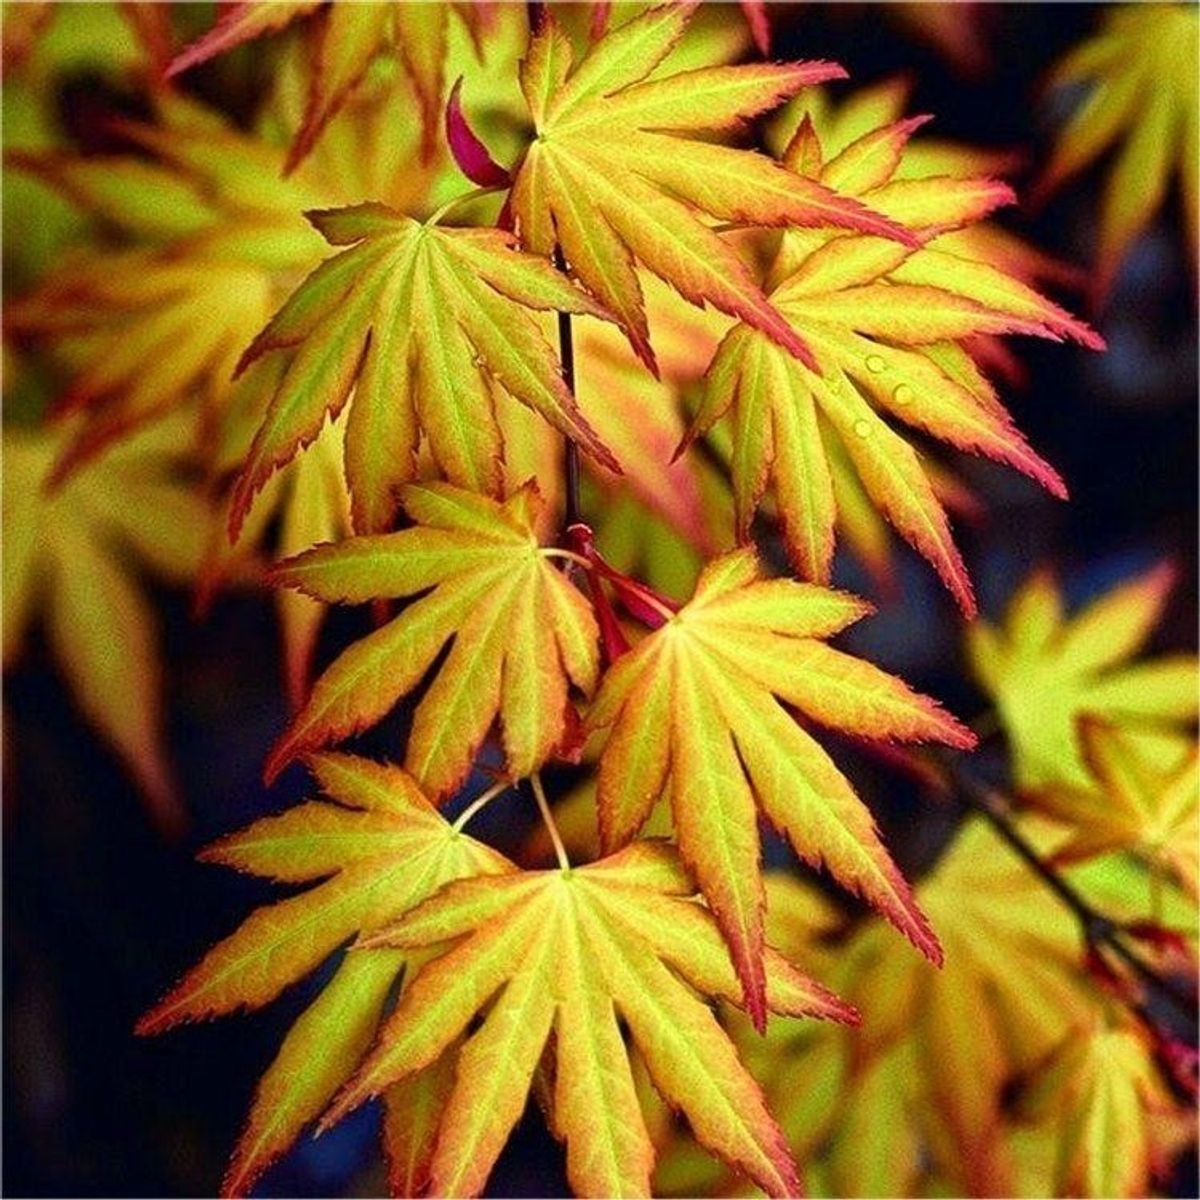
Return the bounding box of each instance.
[893,384,913,406]
[865,354,886,374]
[853,419,872,438]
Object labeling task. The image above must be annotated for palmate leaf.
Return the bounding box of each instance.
[135,752,512,1198]
[967,563,1200,793]
[3,412,208,833]
[207,363,563,710]
[326,839,856,1199]
[267,482,599,796]
[510,2,918,375]
[7,248,278,483]
[689,107,1101,615]
[770,75,1092,391]
[1036,4,1199,306]
[584,547,975,1026]
[230,204,617,537]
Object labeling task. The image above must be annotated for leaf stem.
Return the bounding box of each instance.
[541,547,594,570]
[426,183,508,228]
[531,772,570,872]
[451,780,512,834]
[553,246,582,530]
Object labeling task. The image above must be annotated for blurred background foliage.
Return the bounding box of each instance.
[3,3,1196,1197]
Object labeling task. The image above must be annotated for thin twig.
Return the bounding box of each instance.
[552,247,581,530]
[937,752,1196,1022]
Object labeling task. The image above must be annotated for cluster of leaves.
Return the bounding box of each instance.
[3,3,1196,1199]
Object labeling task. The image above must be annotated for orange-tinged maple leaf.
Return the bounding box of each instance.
[3,413,208,833]
[7,248,277,484]
[510,2,918,375]
[327,839,855,1198]
[135,752,512,1197]
[1035,4,1199,307]
[770,75,1093,389]
[584,547,975,1026]
[230,204,617,537]
[688,107,1101,614]
[967,563,1199,794]
[267,482,599,795]
[205,364,562,712]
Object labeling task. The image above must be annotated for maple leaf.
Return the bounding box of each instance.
[687,105,1101,615]
[509,2,918,375]
[1035,4,1199,307]
[167,1,494,170]
[1035,720,1199,900]
[135,752,512,1197]
[967,563,1200,793]
[266,482,599,796]
[325,839,856,1198]
[230,203,617,537]
[3,413,208,832]
[584,547,975,1025]
[7,247,278,483]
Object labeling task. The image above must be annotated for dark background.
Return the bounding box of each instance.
[5,3,1197,1196]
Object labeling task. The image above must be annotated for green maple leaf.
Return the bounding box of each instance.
[1035,719,1198,899]
[967,563,1199,793]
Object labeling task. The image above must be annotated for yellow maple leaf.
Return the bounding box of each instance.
[585,546,975,1025]
[967,563,1199,793]
[1036,4,1199,307]
[328,839,854,1199]
[3,412,208,831]
[267,482,599,797]
[135,752,512,1197]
